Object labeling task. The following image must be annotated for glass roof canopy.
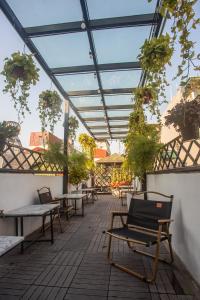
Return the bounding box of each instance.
[1,0,163,141]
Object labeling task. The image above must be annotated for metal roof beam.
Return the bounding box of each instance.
[77,104,133,111]
[80,0,111,138]
[0,0,95,138]
[52,62,140,75]
[89,124,128,129]
[24,13,159,37]
[83,116,129,122]
[69,88,133,96]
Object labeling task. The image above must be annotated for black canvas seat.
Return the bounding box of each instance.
[106,191,174,283]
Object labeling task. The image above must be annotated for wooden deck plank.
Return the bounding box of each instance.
[0,195,197,299]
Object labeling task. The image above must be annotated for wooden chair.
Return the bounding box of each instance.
[106,191,174,283]
[37,187,63,233]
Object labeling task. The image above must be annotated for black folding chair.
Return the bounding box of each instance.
[106,191,174,283]
[37,187,63,233]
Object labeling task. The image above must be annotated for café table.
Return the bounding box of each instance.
[4,203,59,252]
[80,187,98,203]
[55,194,86,217]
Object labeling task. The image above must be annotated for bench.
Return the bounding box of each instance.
[0,236,24,256]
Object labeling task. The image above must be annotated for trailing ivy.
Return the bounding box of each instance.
[149,0,200,84]
[38,90,62,132]
[138,34,173,115]
[132,86,159,118]
[68,116,79,143]
[1,52,39,122]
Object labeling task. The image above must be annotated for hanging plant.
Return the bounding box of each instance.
[133,86,159,115]
[128,107,146,132]
[138,34,173,107]
[165,96,200,140]
[38,90,62,132]
[1,52,39,121]
[68,116,79,143]
[161,0,200,82]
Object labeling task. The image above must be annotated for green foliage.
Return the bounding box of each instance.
[38,90,62,132]
[43,142,67,167]
[165,97,200,133]
[68,150,89,187]
[139,34,173,73]
[68,116,79,143]
[127,107,159,138]
[125,135,161,179]
[138,34,173,115]
[78,133,96,170]
[182,77,200,99]
[1,52,39,121]
[161,0,200,82]
[132,86,159,119]
[111,167,132,183]
[0,121,19,153]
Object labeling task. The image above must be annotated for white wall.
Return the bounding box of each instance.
[0,173,63,236]
[147,172,200,284]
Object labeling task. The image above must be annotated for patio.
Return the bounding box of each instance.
[0,195,197,300]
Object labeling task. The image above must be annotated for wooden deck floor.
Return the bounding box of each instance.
[0,195,197,299]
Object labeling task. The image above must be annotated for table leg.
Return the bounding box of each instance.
[92,191,94,203]
[15,217,18,236]
[74,199,77,215]
[82,198,84,217]
[20,217,24,254]
[50,211,54,244]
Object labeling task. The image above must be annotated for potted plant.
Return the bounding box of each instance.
[165,97,200,141]
[68,116,79,144]
[1,52,39,121]
[68,150,89,190]
[0,121,20,154]
[38,90,62,132]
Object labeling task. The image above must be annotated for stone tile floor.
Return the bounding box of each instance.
[0,195,199,299]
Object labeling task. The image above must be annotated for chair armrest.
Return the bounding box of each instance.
[50,199,60,204]
[112,211,128,217]
[158,219,173,224]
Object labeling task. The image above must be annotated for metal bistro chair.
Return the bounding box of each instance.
[37,187,63,233]
[106,191,174,283]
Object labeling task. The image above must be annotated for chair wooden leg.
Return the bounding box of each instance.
[149,225,162,283]
[111,262,146,281]
[167,236,174,264]
[107,235,112,259]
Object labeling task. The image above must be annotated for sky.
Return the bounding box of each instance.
[0,0,200,154]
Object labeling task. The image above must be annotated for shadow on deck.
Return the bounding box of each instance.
[0,195,199,299]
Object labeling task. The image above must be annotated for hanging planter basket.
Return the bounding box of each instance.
[143,88,154,104]
[38,90,62,132]
[1,52,39,121]
[165,97,200,141]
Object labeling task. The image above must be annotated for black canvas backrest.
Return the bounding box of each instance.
[127,197,172,230]
[37,187,53,204]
